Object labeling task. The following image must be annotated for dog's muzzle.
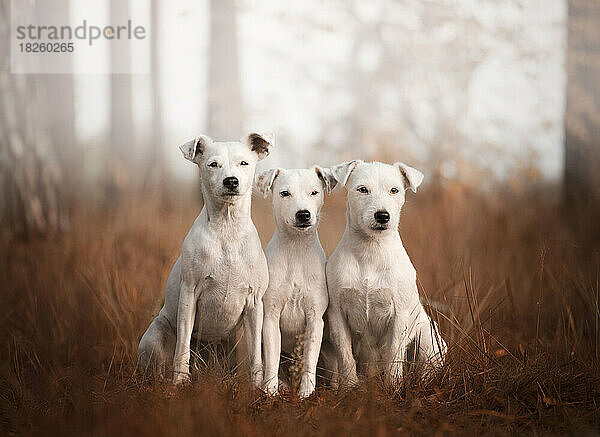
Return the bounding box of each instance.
[372,210,390,230]
[374,210,390,224]
[222,176,239,195]
[295,209,312,228]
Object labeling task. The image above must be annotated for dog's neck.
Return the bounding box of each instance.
[202,187,252,227]
[273,221,320,249]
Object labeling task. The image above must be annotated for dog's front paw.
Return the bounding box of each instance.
[252,369,264,390]
[298,374,316,400]
[172,371,191,386]
[262,377,279,396]
[298,386,315,400]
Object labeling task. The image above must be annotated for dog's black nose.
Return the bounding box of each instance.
[374,210,390,224]
[296,210,311,223]
[223,177,239,190]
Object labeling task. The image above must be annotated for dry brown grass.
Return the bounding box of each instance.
[1,184,599,436]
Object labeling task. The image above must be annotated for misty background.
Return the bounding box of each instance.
[1,0,599,236]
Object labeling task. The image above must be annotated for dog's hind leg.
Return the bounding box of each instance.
[138,313,176,379]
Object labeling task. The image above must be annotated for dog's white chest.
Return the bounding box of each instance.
[192,236,265,341]
[277,268,319,332]
[340,268,396,338]
[279,282,308,342]
[336,245,417,340]
[264,242,327,351]
[194,280,248,340]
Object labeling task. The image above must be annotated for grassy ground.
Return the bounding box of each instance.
[1,184,599,436]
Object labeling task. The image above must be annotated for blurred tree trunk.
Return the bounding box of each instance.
[207,0,242,140]
[145,0,164,191]
[565,0,600,205]
[0,0,65,238]
[109,0,134,193]
[36,0,77,198]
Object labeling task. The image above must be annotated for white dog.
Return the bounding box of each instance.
[325,160,446,388]
[255,167,332,398]
[138,133,272,387]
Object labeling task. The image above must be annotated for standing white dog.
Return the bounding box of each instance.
[138,133,273,387]
[326,160,446,388]
[256,167,332,398]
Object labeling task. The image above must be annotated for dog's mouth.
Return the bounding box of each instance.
[294,223,313,229]
[371,224,389,231]
[223,190,240,197]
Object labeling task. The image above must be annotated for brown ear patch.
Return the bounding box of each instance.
[194,138,206,158]
[255,168,281,198]
[314,166,336,194]
[180,135,212,163]
[248,133,271,155]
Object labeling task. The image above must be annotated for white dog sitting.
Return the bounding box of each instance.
[255,167,332,398]
[325,160,446,388]
[138,133,273,387]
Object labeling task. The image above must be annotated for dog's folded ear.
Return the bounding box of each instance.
[314,166,337,194]
[329,160,361,189]
[255,168,281,198]
[243,132,274,161]
[180,135,212,163]
[394,162,424,193]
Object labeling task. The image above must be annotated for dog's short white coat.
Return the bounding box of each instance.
[255,167,332,399]
[326,160,447,388]
[137,133,272,387]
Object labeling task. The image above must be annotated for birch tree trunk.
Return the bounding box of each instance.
[35,0,77,197]
[565,0,600,205]
[109,0,134,192]
[0,0,65,238]
[207,0,243,140]
[145,0,164,190]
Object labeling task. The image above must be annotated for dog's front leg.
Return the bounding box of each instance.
[327,303,358,388]
[244,292,264,388]
[173,280,197,385]
[381,317,409,387]
[298,313,324,399]
[262,309,281,395]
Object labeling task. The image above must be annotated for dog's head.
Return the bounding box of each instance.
[180,133,273,201]
[255,166,335,232]
[330,160,423,235]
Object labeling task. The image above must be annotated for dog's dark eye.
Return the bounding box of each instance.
[280,190,291,197]
[240,161,249,166]
[357,186,369,194]
[208,162,218,168]
[390,187,399,195]
[311,190,319,196]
